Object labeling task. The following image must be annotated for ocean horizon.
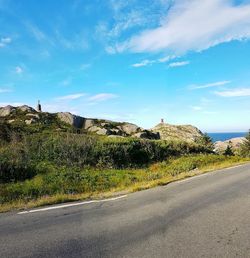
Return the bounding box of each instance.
[207,132,247,142]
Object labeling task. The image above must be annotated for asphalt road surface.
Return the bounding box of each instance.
[1,164,250,258]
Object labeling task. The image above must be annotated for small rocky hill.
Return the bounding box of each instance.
[151,123,203,142]
[0,105,159,140]
[0,105,204,141]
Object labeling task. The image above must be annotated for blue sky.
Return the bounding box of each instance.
[0,0,250,132]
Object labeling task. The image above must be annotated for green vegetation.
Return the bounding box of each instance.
[0,132,213,184]
[223,142,234,156]
[1,154,249,212]
[240,130,250,157]
[0,118,249,212]
[195,133,214,151]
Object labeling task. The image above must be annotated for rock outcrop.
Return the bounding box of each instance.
[118,123,141,135]
[214,137,245,153]
[57,112,85,129]
[0,104,203,141]
[0,105,37,117]
[151,123,203,142]
[0,105,15,117]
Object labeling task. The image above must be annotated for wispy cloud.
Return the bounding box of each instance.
[132,55,176,68]
[89,93,118,102]
[0,88,12,93]
[60,78,72,87]
[215,88,250,97]
[122,0,250,54]
[55,29,89,51]
[25,22,50,43]
[98,0,172,54]
[80,63,91,70]
[25,22,88,51]
[168,61,190,68]
[158,55,176,63]
[0,102,25,107]
[191,106,202,111]
[56,93,86,101]
[189,80,231,90]
[203,111,218,115]
[15,66,23,74]
[0,37,11,48]
[132,59,156,67]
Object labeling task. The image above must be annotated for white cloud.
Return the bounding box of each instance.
[80,63,91,70]
[110,10,147,38]
[15,66,23,74]
[40,50,50,59]
[168,61,190,68]
[215,88,250,97]
[105,46,116,54]
[0,88,12,93]
[56,93,86,101]
[132,55,176,68]
[0,37,12,48]
[1,37,11,43]
[132,59,156,67]
[98,0,172,54]
[158,55,176,63]
[191,106,202,111]
[122,0,250,54]
[89,93,118,102]
[60,78,72,87]
[0,102,25,107]
[189,80,231,90]
[203,111,218,115]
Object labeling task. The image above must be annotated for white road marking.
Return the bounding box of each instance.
[18,195,127,215]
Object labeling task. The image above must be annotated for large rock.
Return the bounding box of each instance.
[118,123,141,135]
[0,105,37,117]
[18,105,36,113]
[0,105,14,117]
[25,118,36,125]
[151,123,203,142]
[57,112,85,128]
[134,130,160,140]
[214,137,245,153]
[83,119,95,129]
[88,126,110,135]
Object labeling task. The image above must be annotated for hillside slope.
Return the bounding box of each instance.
[0,105,204,141]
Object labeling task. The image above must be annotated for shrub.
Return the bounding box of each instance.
[240,130,250,157]
[223,144,234,156]
[0,132,213,183]
[195,133,214,151]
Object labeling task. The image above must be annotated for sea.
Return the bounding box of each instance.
[207,132,247,142]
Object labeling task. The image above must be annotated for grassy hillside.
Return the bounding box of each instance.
[0,108,249,212]
[1,154,249,212]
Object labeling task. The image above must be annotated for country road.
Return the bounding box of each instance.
[1,164,250,258]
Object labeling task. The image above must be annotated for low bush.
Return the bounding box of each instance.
[0,132,214,183]
[0,154,248,206]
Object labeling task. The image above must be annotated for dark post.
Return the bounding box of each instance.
[37,100,42,112]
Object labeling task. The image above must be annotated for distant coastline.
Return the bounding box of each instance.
[207,132,247,142]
